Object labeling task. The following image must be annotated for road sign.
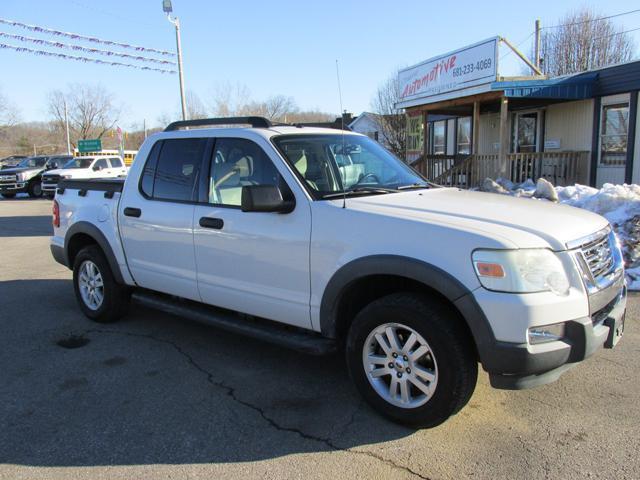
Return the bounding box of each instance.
[78,139,102,153]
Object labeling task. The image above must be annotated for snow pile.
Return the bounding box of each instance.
[482,179,640,290]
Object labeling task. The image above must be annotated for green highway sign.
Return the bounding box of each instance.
[78,138,102,153]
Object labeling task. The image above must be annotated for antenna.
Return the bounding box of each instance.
[335,59,347,209]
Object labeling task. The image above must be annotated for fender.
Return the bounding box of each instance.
[64,221,125,284]
[319,255,497,362]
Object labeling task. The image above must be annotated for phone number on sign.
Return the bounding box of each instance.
[452,58,492,77]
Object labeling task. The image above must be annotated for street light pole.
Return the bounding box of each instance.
[64,99,71,155]
[163,1,187,121]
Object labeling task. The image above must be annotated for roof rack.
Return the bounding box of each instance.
[164,116,273,131]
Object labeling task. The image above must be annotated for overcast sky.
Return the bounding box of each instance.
[2,0,640,129]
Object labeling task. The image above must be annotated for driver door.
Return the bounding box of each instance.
[193,137,312,329]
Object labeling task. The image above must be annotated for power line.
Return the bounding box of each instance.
[591,26,640,41]
[499,32,534,61]
[0,42,177,74]
[0,18,175,57]
[542,8,640,29]
[0,31,176,65]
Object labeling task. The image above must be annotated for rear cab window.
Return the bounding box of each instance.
[139,138,207,202]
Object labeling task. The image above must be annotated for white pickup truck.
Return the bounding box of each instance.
[42,155,127,197]
[50,117,626,427]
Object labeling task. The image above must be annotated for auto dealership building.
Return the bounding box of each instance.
[397,37,640,188]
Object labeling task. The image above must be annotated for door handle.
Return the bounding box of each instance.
[199,217,224,229]
[123,207,141,218]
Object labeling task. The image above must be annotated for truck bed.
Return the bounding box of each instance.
[57,178,125,194]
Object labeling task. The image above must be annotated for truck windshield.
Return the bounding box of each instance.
[272,134,428,199]
[63,158,94,169]
[17,157,47,168]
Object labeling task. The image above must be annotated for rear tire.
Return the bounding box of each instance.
[346,292,477,428]
[27,181,42,198]
[72,245,130,323]
[1,193,16,199]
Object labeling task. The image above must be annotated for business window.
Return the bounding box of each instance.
[431,121,446,155]
[600,103,629,166]
[456,117,471,155]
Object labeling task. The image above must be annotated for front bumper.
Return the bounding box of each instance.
[0,182,27,193]
[482,278,626,389]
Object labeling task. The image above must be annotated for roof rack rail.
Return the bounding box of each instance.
[164,116,273,131]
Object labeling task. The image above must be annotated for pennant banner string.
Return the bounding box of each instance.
[0,42,177,74]
[0,31,176,65]
[0,18,175,57]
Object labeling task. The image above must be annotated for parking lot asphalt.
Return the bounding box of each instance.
[1,197,639,480]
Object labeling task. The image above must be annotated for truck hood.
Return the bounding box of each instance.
[0,167,42,175]
[345,188,608,250]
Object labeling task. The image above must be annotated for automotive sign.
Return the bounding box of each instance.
[398,37,499,104]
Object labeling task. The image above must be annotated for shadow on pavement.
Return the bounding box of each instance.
[0,279,414,467]
[0,215,52,237]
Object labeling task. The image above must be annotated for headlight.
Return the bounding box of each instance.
[17,172,29,181]
[472,249,570,296]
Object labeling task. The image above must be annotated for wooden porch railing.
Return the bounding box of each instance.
[412,151,590,189]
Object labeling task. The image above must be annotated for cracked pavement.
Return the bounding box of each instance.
[1,198,639,480]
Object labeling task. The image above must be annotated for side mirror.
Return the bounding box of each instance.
[93,165,102,171]
[241,185,294,213]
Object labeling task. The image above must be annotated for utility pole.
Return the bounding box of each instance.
[534,19,542,72]
[64,99,71,155]
[163,0,187,121]
[143,118,148,139]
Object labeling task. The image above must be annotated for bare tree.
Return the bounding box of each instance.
[209,82,253,117]
[537,8,636,76]
[186,90,208,119]
[0,88,20,137]
[48,84,120,146]
[371,72,406,158]
[208,83,331,122]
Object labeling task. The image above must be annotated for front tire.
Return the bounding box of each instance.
[346,293,477,428]
[72,245,130,323]
[27,181,42,198]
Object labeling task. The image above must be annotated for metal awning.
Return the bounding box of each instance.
[492,72,597,100]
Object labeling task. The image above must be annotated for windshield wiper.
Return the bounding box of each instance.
[397,183,431,190]
[321,187,398,199]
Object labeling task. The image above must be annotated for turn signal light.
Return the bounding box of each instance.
[475,262,505,278]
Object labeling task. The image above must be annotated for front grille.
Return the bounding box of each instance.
[580,232,614,279]
[0,175,16,183]
[42,174,60,184]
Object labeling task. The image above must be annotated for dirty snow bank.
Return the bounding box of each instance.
[480,179,640,290]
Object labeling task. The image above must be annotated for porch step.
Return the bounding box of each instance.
[131,290,337,356]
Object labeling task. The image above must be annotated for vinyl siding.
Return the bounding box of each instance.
[543,99,594,151]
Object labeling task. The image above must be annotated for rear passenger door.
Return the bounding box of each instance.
[90,158,109,178]
[119,138,210,301]
[193,137,313,329]
[108,157,128,177]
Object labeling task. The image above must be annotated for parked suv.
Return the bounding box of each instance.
[0,155,70,198]
[42,155,127,197]
[50,117,626,427]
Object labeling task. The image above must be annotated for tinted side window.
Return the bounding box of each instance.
[153,138,206,202]
[110,157,123,168]
[209,138,282,206]
[140,142,161,197]
[94,159,108,170]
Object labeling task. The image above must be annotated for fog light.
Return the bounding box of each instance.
[528,323,565,344]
